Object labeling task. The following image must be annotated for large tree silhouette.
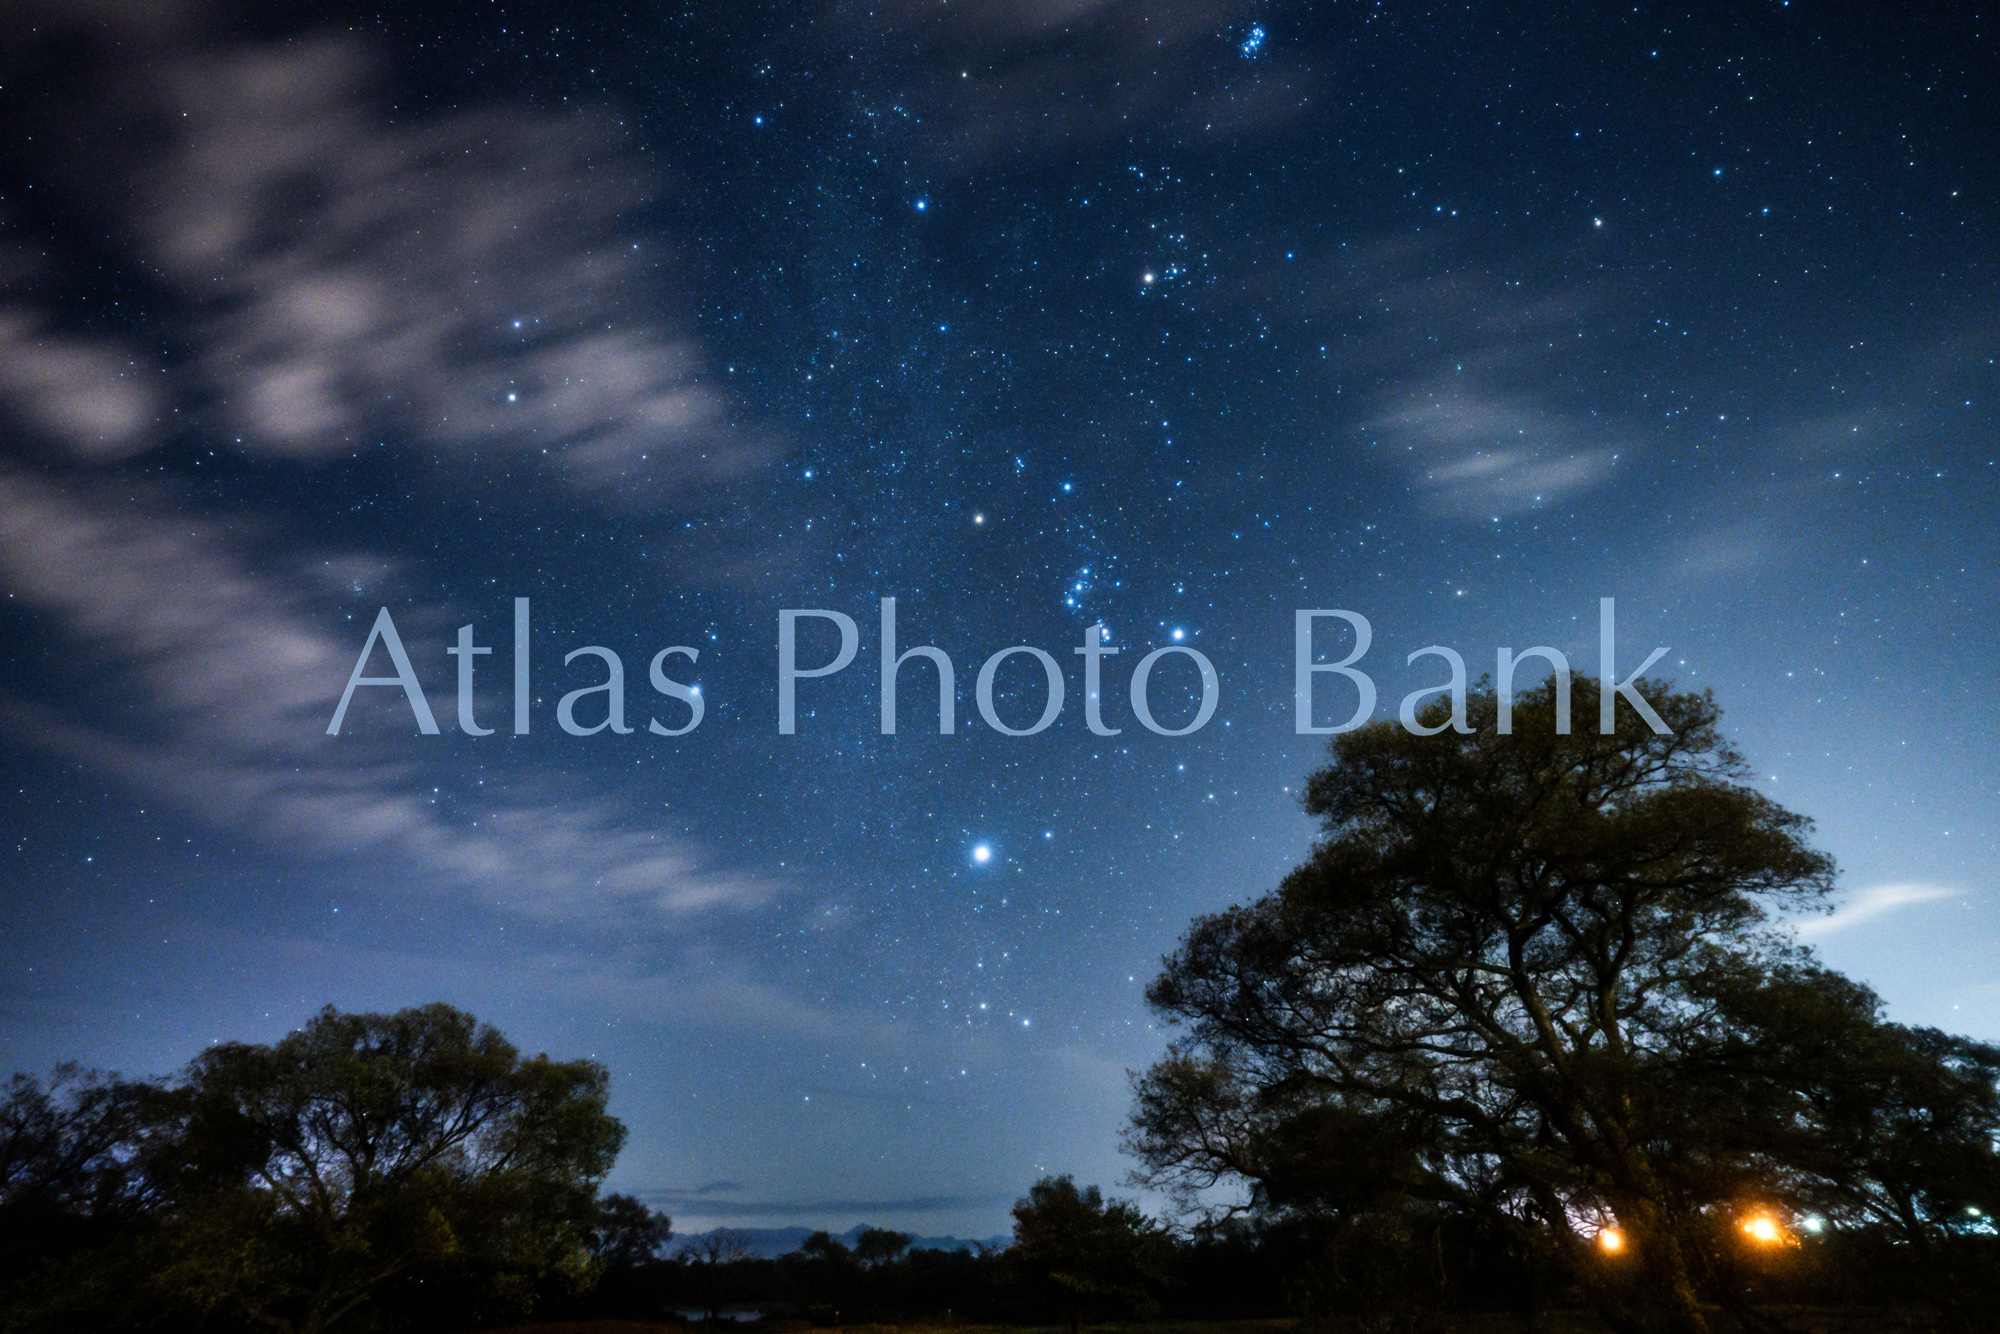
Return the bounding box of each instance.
[1125,679,1998,1333]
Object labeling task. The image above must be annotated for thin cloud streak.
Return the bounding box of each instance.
[1214,235,1633,519]
[0,469,773,922]
[1795,883,1959,939]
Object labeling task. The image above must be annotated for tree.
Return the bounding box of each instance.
[1007,1176,1171,1332]
[591,1191,673,1272]
[146,1002,625,1334]
[0,1065,168,1329]
[780,1229,853,1322]
[676,1228,755,1320]
[583,1192,673,1315]
[853,1226,913,1268]
[1683,958,2000,1320]
[1125,678,1878,1334]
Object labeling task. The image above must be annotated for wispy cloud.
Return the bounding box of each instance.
[2,14,768,499]
[0,310,161,460]
[680,1181,748,1197]
[1369,384,1618,518]
[1209,236,1633,519]
[0,469,773,922]
[0,16,786,925]
[131,36,765,496]
[1795,882,1959,939]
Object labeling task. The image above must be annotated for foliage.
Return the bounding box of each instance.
[590,1192,674,1272]
[0,1003,624,1334]
[0,1065,171,1331]
[1008,1176,1173,1332]
[1126,678,2000,1333]
[579,1193,673,1316]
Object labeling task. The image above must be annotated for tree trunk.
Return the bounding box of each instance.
[1637,1233,1710,1334]
[1623,1204,1710,1334]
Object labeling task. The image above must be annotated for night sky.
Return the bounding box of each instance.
[1,0,1994,1239]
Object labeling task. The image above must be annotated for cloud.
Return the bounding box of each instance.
[0,468,773,922]
[1234,238,1634,518]
[516,946,890,1043]
[0,220,164,461]
[682,1181,748,1196]
[0,20,787,923]
[1369,385,1618,517]
[1794,882,1959,939]
[0,19,767,500]
[122,35,765,496]
[0,310,162,460]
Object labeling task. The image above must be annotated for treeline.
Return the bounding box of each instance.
[7,1001,2000,1334]
[574,1199,2000,1331]
[1,1004,622,1333]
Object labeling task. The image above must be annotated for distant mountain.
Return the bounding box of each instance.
[674,1224,1010,1261]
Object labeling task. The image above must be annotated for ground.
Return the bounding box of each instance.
[479,1315,1957,1334]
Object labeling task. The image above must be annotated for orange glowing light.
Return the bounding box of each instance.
[1598,1228,1625,1253]
[1742,1215,1783,1244]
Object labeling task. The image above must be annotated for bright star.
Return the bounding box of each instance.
[972,844,992,864]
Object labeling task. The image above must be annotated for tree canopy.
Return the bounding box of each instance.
[1126,678,2000,1334]
[1,1003,625,1334]
[1008,1175,1171,1332]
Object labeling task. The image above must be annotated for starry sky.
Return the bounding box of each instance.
[0,0,1994,1239]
